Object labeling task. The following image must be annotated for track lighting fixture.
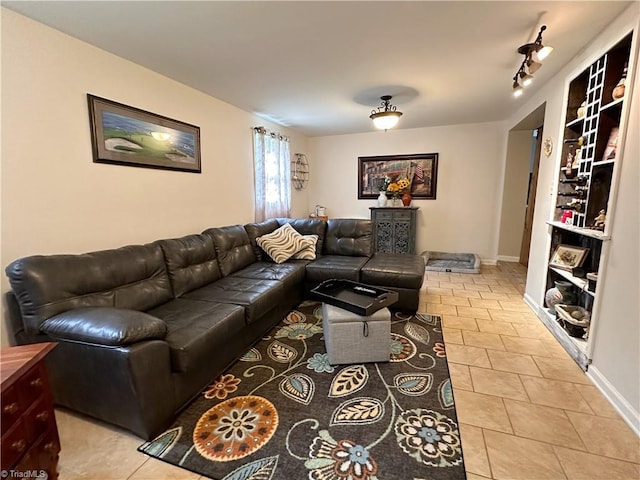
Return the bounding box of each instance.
[512,25,553,97]
[370,95,403,130]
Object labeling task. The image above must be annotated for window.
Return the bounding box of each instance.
[253,127,291,221]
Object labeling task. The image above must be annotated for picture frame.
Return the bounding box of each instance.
[549,244,589,271]
[88,94,201,173]
[358,153,438,199]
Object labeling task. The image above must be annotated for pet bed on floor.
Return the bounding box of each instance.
[422,251,481,273]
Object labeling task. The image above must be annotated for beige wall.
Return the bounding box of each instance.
[308,122,506,262]
[497,130,534,260]
[0,9,309,345]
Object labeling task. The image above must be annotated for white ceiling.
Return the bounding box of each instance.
[3,1,632,137]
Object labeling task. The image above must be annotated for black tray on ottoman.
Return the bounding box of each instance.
[310,279,398,316]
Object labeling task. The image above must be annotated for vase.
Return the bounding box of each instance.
[377,191,387,207]
[401,192,412,207]
[612,64,627,100]
[545,280,576,314]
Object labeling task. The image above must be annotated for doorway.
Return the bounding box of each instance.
[497,103,546,267]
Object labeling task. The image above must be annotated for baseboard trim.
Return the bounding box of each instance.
[526,291,640,436]
[523,293,538,312]
[480,259,497,266]
[497,255,520,262]
[587,366,640,437]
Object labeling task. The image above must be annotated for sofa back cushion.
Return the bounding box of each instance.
[324,219,373,257]
[244,219,280,261]
[203,225,256,276]
[278,218,327,256]
[5,244,172,334]
[156,234,222,297]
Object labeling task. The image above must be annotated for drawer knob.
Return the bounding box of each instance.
[12,439,26,453]
[3,402,19,415]
[30,377,44,388]
[44,441,58,453]
[36,411,50,422]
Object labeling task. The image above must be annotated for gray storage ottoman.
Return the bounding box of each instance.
[322,303,391,365]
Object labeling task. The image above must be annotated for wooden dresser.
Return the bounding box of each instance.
[1,343,60,479]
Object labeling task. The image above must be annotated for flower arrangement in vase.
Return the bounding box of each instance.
[387,178,411,206]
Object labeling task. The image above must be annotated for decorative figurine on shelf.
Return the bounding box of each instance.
[592,209,606,230]
[577,100,586,118]
[564,146,577,178]
[602,127,619,161]
[612,63,627,100]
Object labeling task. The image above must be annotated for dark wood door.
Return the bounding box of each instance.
[520,127,543,266]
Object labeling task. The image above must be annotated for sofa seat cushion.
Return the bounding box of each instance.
[231,262,307,291]
[182,277,284,324]
[305,255,369,283]
[147,299,245,373]
[361,253,425,289]
[41,307,167,346]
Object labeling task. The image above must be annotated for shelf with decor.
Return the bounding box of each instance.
[541,31,635,369]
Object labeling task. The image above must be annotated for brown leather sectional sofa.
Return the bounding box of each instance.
[5,217,425,439]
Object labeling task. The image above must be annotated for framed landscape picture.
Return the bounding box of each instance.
[549,244,589,271]
[358,153,438,199]
[88,94,201,173]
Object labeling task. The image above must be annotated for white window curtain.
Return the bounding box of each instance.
[253,127,291,221]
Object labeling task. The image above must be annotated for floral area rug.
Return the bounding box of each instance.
[139,301,465,480]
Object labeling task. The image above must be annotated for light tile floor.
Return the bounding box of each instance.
[53,262,640,479]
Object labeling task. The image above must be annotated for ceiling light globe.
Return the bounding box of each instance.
[513,84,524,98]
[370,111,402,130]
[534,45,553,62]
[521,74,534,87]
[526,59,542,74]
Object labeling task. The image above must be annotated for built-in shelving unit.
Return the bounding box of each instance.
[542,31,635,369]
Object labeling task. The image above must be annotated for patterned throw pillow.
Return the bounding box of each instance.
[291,234,318,260]
[256,224,314,263]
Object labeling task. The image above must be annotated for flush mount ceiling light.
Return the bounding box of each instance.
[370,95,403,130]
[512,25,553,98]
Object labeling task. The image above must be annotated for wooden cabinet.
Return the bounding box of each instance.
[1,343,60,479]
[541,31,635,369]
[370,207,418,254]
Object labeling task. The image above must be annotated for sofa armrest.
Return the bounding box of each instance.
[41,307,167,346]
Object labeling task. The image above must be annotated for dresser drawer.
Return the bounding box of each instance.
[1,384,24,435]
[1,418,29,470]
[24,396,55,444]
[15,428,60,478]
[392,211,413,221]
[374,211,393,221]
[20,363,49,408]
